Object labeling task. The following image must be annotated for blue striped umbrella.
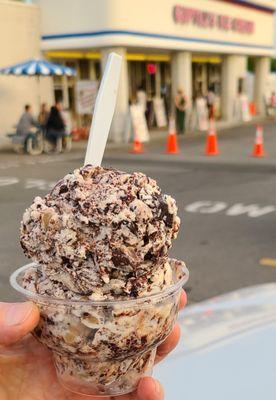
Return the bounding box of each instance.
[0,59,76,76]
[0,59,77,108]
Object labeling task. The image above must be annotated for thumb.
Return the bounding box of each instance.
[136,377,164,400]
[0,302,40,346]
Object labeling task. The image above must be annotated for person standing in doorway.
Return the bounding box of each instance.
[174,89,187,135]
[206,85,216,120]
[136,84,147,115]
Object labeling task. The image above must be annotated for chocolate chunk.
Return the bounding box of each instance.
[46,317,55,326]
[144,251,155,261]
[85,251,93,259]
[141,335,147,345]
[59,185,68,194]
[112,249,130,267]
[130,286,139,297]
[128,222,138,235]
[158,197,174,228]
[61,256,72,269]
[143,235,149,245]
[20,240,28,253]
[75,289,93,296]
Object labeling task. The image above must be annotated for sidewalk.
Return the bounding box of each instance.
[1,119,276,170]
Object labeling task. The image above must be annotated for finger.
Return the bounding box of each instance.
[178,289,187,311]
[136,377,164,400]
[0,302,40,346]
[155,323,181,364]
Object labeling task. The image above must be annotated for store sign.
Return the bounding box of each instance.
[173,5,254,34]
[76,80,98,115]
[153,97,167,128]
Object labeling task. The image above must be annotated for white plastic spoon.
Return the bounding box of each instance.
[84,52,122,166]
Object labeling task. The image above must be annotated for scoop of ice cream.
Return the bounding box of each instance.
[20,166,180,294]
[21,258,182,301]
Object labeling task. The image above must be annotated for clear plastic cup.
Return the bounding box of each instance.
[10,259,189,397]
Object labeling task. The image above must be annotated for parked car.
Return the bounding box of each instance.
[155,283,276,400]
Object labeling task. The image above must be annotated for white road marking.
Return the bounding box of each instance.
[185,201,276,218]
[24,161,36,165]
[0,163,19,169]
[226,203,276,218]
[24,179,52,190]
[0,177,19,186]
[185,201,228,214]
[0,177,55,190]
[0,153,82,170]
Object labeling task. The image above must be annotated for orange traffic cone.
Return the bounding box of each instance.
[166,118,179,154]
[252,125,266,157]
[130,135,144,154]
[205,119,219,156]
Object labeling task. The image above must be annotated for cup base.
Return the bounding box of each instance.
[54,348,157,397]
[58,376,135,397]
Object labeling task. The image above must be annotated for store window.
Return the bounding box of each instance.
[95,62,101,80]
[193,62,221,95]
[207,63,221,95]
[79,60,89,79]
[128,61,170,101]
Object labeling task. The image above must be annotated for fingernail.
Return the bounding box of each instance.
[4,302,33,326]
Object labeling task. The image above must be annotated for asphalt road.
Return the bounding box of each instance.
[1,137,276,303]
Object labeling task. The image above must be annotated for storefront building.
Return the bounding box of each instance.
[35,0,276,141]
[0,0,53,148]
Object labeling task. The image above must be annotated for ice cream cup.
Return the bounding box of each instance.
[10,259,189,397]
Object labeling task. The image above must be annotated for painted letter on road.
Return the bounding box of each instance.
[226,203,276,218]
[185,201,228,214]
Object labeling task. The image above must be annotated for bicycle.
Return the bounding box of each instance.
[7,128,44,155]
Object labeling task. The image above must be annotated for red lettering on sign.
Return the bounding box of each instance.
[173,5,254,34]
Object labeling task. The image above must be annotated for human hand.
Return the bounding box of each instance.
[0,290,186,400]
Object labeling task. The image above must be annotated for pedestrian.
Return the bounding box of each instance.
[16,104,39,142]
[136,84,147,115]
[37,103,49,129]
[0,292,186,399]
[45,101,66,151]
[174,88,187,135]
[206,85,216,120]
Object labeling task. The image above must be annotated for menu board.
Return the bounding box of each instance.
[153,97,167,128]
[130,104,149,142]
[76,80,98,115]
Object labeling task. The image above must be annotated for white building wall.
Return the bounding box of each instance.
[0,0,53,148]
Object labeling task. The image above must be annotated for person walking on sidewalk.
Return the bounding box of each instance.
[174,88,187,135]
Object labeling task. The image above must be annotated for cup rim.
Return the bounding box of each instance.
[10,261,189,306]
